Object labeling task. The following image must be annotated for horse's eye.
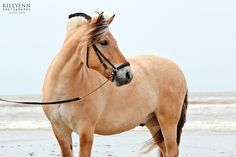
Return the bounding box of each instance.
[99,40,109,46]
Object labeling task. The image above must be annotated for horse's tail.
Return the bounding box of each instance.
[177,91,188,145]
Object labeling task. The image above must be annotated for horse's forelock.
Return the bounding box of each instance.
[66,12,109,45]
[88,13,109,44]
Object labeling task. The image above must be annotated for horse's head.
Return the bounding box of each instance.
[66,12,133,86]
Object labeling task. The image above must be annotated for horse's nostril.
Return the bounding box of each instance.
[126,71,131,80]
[114,69,133,86]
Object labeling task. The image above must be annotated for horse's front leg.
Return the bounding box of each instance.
[78,124,95,157]
[51,124,73,157]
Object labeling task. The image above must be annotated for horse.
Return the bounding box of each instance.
[42,12,188,157]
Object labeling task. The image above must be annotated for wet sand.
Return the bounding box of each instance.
[0,129,235,157]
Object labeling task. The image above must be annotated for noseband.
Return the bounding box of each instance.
[86,44,130,80]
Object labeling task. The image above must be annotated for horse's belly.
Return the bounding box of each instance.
[94,122,138,135]
[94,117,143,135]
[94,104,154,135]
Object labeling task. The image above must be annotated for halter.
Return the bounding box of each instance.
[86,44,130,81]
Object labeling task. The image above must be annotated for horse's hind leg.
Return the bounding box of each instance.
[157,91,187,157]
[158,121,178,157]
[52,124,73,157]
[156,102,183,157]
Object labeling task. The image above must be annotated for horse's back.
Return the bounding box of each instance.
[129,55,186,87]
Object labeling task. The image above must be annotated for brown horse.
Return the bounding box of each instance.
[42,12,188,157]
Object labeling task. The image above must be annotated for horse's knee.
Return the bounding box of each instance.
[80,133,94,146]
[78,130,94,157]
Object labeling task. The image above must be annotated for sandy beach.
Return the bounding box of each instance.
[0,129,236,157]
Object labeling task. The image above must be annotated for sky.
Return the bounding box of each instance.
[0,0,236,95]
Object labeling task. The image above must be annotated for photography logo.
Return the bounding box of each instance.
[2,3,31,14]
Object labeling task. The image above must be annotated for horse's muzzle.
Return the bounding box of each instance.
[113,63,133,86]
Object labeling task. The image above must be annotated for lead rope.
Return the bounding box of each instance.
[0,79,109,105]
[80,79,109,99]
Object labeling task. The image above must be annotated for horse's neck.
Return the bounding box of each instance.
[55,32,85,72]
[44,33,90,99]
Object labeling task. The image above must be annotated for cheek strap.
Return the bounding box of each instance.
[86,44,130,79]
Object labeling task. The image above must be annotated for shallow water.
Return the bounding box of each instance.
[0,92,236,131]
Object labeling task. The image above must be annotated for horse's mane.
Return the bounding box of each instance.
[68,12,92,20]
[66,12,90,33]
[66,12,109,45]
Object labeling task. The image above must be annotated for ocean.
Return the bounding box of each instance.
[0,92,236,132]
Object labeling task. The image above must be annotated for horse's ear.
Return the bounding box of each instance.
[95,12,115,25]
[106,14,115,25]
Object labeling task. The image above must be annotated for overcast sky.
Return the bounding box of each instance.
[0,0,236,95]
